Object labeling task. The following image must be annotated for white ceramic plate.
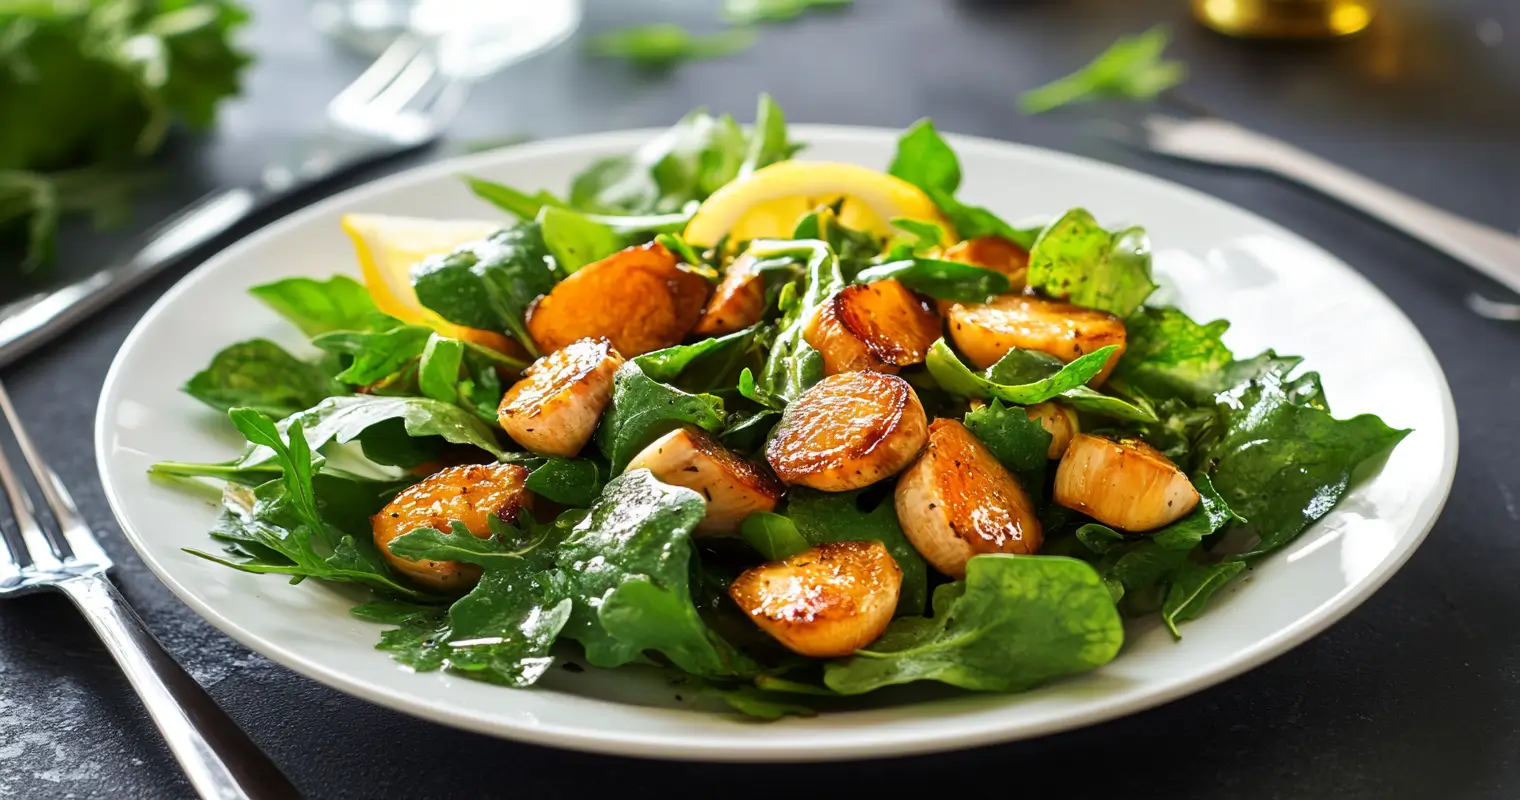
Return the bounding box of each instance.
[96,126,1457,761]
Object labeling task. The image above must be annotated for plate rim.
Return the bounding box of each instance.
[94,124,1459,761]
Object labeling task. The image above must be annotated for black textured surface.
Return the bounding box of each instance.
[2,1,1519,797]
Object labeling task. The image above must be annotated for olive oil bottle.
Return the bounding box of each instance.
[1193,0,1376,39]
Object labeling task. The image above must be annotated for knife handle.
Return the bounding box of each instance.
[0,187,266,369]
[1254,141,1520,297]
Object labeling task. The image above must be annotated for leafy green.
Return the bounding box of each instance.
[750,238,844,404]
[587,24,757,70]
[235,395,507,470]
[712,685,817,719]
[537,206,624,272]
[739,94,800,177]
[554,470,755,676]
[1060,385,1160,423]
[248,275,391,336]
[2,0,252,270]
[739,512,811,561]
[314,324,433,387]
[596,361,726,474]
[1019,25,1187,114]
[183,409,434,599]
[464,176,692,233]
[1150,473,1239,550]
[786,488,927,616]
[889,217,947,252]
[417,334,465,404]
[723,0,852,24]
[183,339,343,418]
[1113,306,1234,403]
[926,339,1117,406]
[1161,559,1246,638]
[410,222,560,357]
[525,458,605,507]
[962,399,1052,493]
[1027,209,1156,317]
[888,120,1020,242]
[1205,373,1410,556]
[854,258,1009,302]
[823,555,1123,694]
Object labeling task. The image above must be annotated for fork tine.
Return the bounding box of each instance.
[362,49,439,116]
[0,410,64,573]
[328,34,425,113]
[0,381,108,567]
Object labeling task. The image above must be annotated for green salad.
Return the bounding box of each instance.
[154,95,1409,718]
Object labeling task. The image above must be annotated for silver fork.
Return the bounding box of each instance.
[1121,111,1520,300]
[0,380,299,800]
[0,34,465,370]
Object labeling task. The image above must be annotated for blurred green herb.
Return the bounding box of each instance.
[587,24,756,69]
[1019,26,1187,114]
[722,0,852,24]
[1,0,253,270]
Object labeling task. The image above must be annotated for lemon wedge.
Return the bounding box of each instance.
[340,214,521,353]
[683,161,953,248]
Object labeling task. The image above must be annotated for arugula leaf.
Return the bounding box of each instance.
[314,325,433,387]
[750,239,844,404]
[183,339,343,419]
[587,25,756,70]
[1060,385,1160,423]
[525,458,605,507]
[555,470,755,677]
[739,93,801,177]
[888,120,1020,242]
[962,399,1052,494]
[926,339,1117,406]
[1027,209,1157,317]
[595,361,726,475]
[785,488,928,616]
[723,0,852,24]
[1161,559,1246,638]
[739,512,811,561]
[889,218,947,252]
[1020,25,1187,114]
[537,206,624,272]
[238,395,507,470]
[410,222,560,357]
[823,555,1123,694]
[1205,372,1410,556]
[248,275,392,336]
[854,258,1010,302]
[417,334,465,404]
[464,175,692,234]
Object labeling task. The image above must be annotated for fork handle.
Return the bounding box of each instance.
[1254,142,1520,296]
[59,575,300,800]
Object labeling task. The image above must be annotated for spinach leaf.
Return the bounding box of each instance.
[1027,209,1157,317]
[240,395,507,469]
[1113,306,1235,403]
[595,361,726,474]
[633,327,756,387]
[525,458,606,507]
[739,512,811,561]
[889,217,947,253]
[888,120,1020,242]
[184,410,436,600]
[723,0,852,24]
[1020,25,1187,114]
[854,258,1010,302]
[313,324,433,387]
[183,339,344,419]
[786,488,928,616]
[465,176,692,233]
[248,275,392,336]
[962,399,1052,494]
[712,686,817,720]
[587,25,756,70]
[823,555,1123,694]
[1150,473,1239,550]
[410,222,560,357]
[1205,373,1409,556]
[739,93,801,177]
[750,239,844,404]
[1161,559,1246,638]
[1060,385,1160,423]
[538,206,624,272]
[554,470,756,677]
[417,334,465,404]
[926,339,1117,406]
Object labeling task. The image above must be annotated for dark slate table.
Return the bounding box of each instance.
[3,0,1518,797]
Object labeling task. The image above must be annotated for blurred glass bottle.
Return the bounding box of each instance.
[311,0,582,78]
[1193,0,1376,38]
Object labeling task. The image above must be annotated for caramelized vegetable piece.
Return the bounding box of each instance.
[1055,434,1200,532]
[1026,401,1079,459]
[526,242,709,357]
[942,235,1030,288]
[766,371,928,492]
[693,252,765,337]
[895,419,1042,579]
[729,541,902,658]
[371,464,531,591]
[947,294,1127,384]
[626,427,784,534]
[497,337,623,457]
[803,279,941,375]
